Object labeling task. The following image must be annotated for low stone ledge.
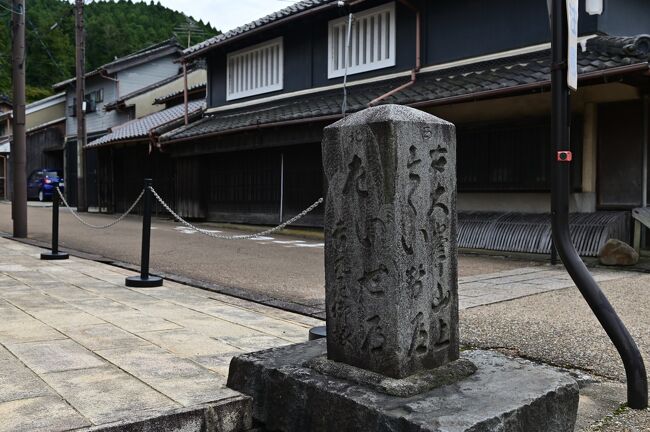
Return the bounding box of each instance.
[88,395,253,432]
[227,339,579,432]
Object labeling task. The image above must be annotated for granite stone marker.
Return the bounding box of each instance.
[227,105,579,432]
[322,104,458,378]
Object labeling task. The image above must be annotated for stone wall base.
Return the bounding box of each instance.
[227,339,579,432]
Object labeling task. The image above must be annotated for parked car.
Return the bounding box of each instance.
[27,168,65,202]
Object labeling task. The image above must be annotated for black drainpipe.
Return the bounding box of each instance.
[550,0,647,409]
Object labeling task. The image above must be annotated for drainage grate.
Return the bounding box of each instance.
[458,211,629,257]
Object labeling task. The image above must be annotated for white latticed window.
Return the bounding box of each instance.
[328,2,396,79]
[226,38,283,101]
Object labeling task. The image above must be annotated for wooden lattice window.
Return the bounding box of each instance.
[328,2,396,79]
[226,37,283,101]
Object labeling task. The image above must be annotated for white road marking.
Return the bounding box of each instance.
[294,243,324,248]
[174,226,222,235]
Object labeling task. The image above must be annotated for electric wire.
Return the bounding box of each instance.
[26,17,69,79]
[0,0,23,15]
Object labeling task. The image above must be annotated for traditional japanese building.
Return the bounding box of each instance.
[158,0,649,256]
[53,38,183,207]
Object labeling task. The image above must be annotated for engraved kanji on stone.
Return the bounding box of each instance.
[323,105,458,378]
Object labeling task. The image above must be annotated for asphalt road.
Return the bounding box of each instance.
[0,201,539,315]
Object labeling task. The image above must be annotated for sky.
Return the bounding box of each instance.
[150,0,300,33]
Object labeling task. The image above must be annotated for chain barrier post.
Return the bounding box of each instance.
[41,183,69,260]
[126,179,163,288]
[308,326,326,340]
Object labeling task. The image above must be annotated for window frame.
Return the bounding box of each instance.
[226,37,284,101]
[327,2,397,79]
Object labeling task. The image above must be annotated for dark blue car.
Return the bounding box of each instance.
[27,168,65,202]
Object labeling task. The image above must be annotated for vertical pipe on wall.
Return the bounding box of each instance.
[279,152,284,223]
[183,61,189,126]
[643,95,649,208]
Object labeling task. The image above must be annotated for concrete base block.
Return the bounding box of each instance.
[227,339,579,432]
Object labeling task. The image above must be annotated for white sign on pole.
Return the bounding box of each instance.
[567,0,579,90]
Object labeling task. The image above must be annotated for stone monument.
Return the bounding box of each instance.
[323,104,458,379]
[227,105,579,432]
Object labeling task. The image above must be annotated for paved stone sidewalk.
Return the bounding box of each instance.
[0,237,321,432]
[458,265,633,309]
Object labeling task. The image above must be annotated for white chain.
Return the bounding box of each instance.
[149,186,323,240]
[56,186,145,229]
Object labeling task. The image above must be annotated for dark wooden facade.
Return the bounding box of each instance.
[170,143,323,226]
[97,144,174,215]
[26,122,66,177]
[161,0,650,232]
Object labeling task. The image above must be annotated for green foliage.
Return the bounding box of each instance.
[25,85,53,101]
[0,0,218,102]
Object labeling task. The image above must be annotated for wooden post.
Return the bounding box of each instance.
[11,0,27,238]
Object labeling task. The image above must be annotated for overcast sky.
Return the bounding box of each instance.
[150,0,300,33]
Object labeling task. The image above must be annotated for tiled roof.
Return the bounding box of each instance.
[184,0,335,58]
[54,38,182,90]
[162,35,650,144]
[153,82,207,105]
[86,100,205,149]
[104,72,184,111]
[105,67,206,111]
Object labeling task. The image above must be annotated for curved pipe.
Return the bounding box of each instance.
[551,0,647,409]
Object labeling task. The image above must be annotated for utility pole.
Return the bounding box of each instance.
[11,0,27,238]
[75,0,87,211]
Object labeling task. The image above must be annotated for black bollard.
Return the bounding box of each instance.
[126,179,163,288]
[308,326,326,341]
[41,182,69,260]
[550,240,558,265]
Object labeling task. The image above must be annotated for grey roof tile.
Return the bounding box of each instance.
[54,38,182,89]
[86,100,205,148]
[183,0,335,57]
[163,35,649,144]
[153,82,207,105]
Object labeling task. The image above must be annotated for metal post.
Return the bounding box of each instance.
[279,152,284,223]
[11,0,27,238]
[41,183,69,260]
[550,0,647,409]
[309,326,327,340]
[550,240,558,265]
[183,61,189,125]
[126,179,163,287]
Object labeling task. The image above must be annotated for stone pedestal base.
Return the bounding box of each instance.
[227,339,579,432]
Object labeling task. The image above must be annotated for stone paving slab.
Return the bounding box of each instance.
[0,355,53,403]
[0,396,91,432]
[457,265,633,309]
[41,365,180,425]
[0,237,319,431]
[6,339,108,374]
[95,345,240,407]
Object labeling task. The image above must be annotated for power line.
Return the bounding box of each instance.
[26,17,69,79]
[0,0,24,15]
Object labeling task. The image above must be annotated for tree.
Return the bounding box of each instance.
[0,0,220,101]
